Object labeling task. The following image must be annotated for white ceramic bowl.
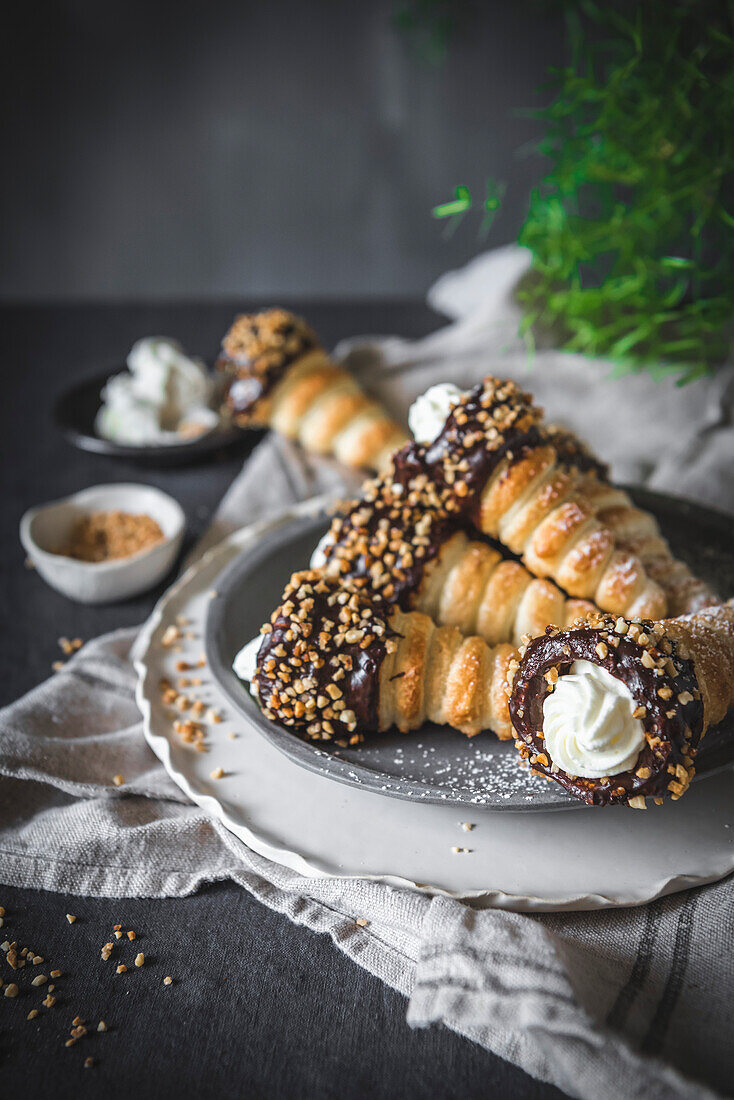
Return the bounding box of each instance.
[20,483,185,604]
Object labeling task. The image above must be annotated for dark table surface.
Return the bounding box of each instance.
[0,301,564,1098]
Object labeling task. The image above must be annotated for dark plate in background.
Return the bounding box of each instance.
[53,367,259,466]
[205,488,734,812]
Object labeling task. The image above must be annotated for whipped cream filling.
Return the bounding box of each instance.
[232,635,263,697]
[542,660,645,779]
[309,531,335,570]
[95,337,220,446]
[408,382,464,445]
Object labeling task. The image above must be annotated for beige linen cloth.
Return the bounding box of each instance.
[2,246,733,1100]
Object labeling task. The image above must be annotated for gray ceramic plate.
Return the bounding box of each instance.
[205,487,734,811]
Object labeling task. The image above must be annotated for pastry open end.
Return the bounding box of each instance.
[508,600,734,807]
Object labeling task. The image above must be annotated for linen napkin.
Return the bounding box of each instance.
[2,245,733,1099]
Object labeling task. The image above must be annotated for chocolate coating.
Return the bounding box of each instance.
[253,571,396,743]
[509,620,703,805]
[217,309,320,418]
[394,380,541,520]
[321,472,459,609]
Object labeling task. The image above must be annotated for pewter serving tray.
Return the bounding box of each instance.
[205,488,734,811]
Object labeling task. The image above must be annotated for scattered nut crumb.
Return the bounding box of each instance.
[72,1016,85,1026]
[31,974,47,987]
[210,767,225,780]
[135,953,144,968]
[112,774,124,787]
[27,1009,39,1020]
[460,822,475,832]
[65,1038,76,1047]
[116,964,127,974]
[127,930,136,941]
[66,914,77,924]
[4,983,18,998]
[355,918,369,928]
[97,1020,107,1032]
[161,625,180,647]
[163,976,173,986]
[84,1057,94,1069]
[32,955,43,965]
[42,994,56,1008]
[52,661,65,672]
[50,969,62,978]
[451,847,472,854]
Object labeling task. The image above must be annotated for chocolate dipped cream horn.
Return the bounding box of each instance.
[312,471,595,646]
[216,309,407,471]
[408,385,717,616]
[234,570,516,741]
[396,377,668,619]
[509,600,734,808]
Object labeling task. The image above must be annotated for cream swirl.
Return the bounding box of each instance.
[542,660,645,778]
[408,383,464,444]
[309,530,335,570]
[233,635,263,697]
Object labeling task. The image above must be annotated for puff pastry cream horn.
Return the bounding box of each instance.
[395,377,668,619]
[247,570,516,741]
[509,600,734,808]
[545,426,718,615]
[216,308,407,471]
[315,472,595,647]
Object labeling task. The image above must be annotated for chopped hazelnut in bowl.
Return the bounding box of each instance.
[20,483,185,604]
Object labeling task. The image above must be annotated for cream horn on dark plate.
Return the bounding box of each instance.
[400,377,720,619]
[392,377,668,619]
[508,600,734,807]
[238,570,516,742]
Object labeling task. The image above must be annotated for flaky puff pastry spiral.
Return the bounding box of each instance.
[217,309,407,471]
[505,424,718,616]
[251,570,515,742]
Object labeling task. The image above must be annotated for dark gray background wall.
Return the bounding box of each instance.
[3,0,564,301]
